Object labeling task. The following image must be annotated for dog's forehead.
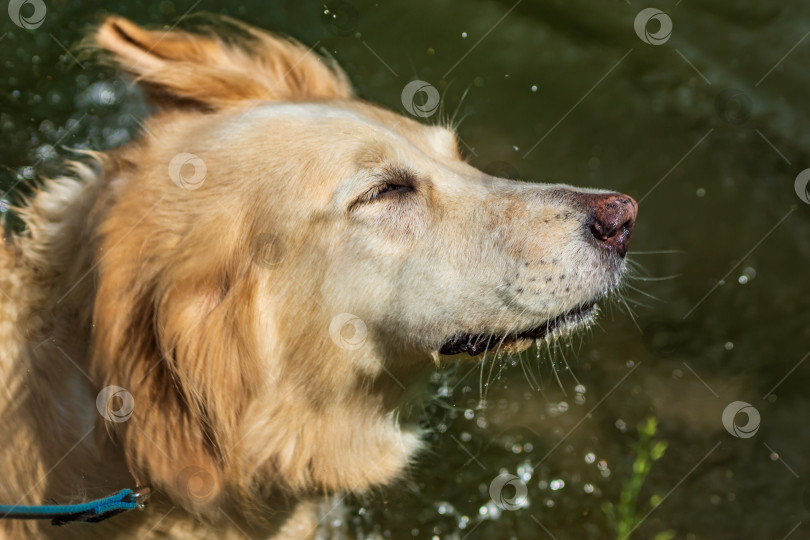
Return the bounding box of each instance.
[232,102,457,159]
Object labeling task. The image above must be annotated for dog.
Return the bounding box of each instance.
[0,16,637,539]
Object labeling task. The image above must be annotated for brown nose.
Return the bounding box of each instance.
[586,193,637,257]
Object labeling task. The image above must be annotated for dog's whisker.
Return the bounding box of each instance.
[627,249,685,255]
[627,273,683,282]
[449,83,472,130]
[518,351,540,391]
[556,340,582,388]
[623,283,665,302]
[547,341,567,396]
[619,296,643,334]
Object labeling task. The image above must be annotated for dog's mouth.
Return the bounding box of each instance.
[439,301,599,357]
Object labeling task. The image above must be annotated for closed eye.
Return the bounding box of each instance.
[350,167,418,210]
[368,182,414,199]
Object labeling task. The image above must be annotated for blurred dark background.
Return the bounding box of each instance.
[2,1,809,538]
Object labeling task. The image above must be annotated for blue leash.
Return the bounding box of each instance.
[0,487,150,526]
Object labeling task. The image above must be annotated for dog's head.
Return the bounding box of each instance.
[88,17,636,515]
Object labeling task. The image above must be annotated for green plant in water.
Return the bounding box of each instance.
[601,417,675,540]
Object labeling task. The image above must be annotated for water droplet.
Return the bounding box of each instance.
[584,483,594,493]
[517,462,533,482]
[483,501,501,519]
[550,479,565,490]
[585,452,596,464]
[461,31,468,38]
[436,501,453,515]
[696,187,706,197]
[724,342,734,350]
[531,85,538,92]
[738,266,756,285]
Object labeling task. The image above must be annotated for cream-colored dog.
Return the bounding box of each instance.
[0,16,637,539]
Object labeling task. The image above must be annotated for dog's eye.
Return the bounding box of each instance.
[357,168,417,205]
[348,167,418,211]
[368,182,413,200]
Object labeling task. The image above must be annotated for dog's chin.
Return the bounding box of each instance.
[438,301,600,357]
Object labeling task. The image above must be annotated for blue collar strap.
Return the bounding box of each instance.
[0,487,150,526]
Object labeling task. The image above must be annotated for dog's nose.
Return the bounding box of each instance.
[586,193,637,257]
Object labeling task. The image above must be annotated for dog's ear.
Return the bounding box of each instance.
[89,201,265,515]
[94,16,352,109]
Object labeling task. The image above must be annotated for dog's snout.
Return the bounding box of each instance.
[583,193,637,257]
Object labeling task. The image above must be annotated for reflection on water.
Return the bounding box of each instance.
[2,0,809,538]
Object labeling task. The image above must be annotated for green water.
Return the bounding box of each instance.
[2,1,809,538]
